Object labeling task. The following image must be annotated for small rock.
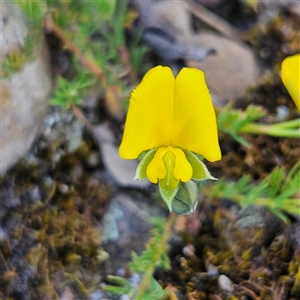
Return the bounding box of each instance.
[150,0,260,104]
[218,206,283,258]
[101,193,164,273]
[207,264,219,277]
[152,0,192,39]
[276,105,290,122]
[93,125,150,188]
[128,272,141,288]
[90,290,106,300]
[60,286,75,300]
[187,32,260,104]
[183,244,195,257]
[86,151,101,167]
[285,223,300,253]
[89,290,109,300]
[218,274,234,293]
[58,183,69,194]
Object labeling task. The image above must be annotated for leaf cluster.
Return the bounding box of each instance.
[207,162,300,222]
[17,0,149,108]
[50,73,96,109]
[102,218,171,300]
[217,103,266,146]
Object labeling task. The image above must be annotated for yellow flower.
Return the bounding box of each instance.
[281,54,300,111]
[119,66,221,190]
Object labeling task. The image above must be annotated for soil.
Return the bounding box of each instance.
[1,1,299,299]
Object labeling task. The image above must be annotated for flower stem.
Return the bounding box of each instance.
[271,118,300,129]
[44,15,106,84]
[240,122,299,138]
[134,213,176,300]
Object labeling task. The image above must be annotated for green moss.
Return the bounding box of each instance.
[1,30,43,79]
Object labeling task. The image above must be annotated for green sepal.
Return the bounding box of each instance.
[159,184,179,212]
[134,148,157,180]
[172,180,198,215]
[184,151,217,181]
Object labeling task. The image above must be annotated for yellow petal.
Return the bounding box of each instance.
[146,146,193,189]
[119,66,174,159]
[170,68,221,162]
[171,148,193,182]
[146,147,168,183]
[281,54,300,111]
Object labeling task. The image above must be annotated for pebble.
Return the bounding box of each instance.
[183,244,195,257]
[86,151,100,167]
[218,274,234,293]
[276,105,290,121]
[207,264,219,277]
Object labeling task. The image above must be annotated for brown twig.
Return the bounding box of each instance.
[44,181,57,205]
[185,2,240,40]
[44,15,106,84]
[44,15,125,120]
[70,103,94,132]
[238,285,260,300]
[118,45,136,84]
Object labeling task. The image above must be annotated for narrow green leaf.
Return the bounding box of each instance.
[102,285,131,294]
[106,275,131,288]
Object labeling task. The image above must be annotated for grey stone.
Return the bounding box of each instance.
[1,1,28,57]
[149,0,260,104]
[101,193,164,273]
[187,32,260,103]
[0,2,52,174]
[93,125,150,189]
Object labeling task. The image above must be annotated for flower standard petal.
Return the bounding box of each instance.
[281,54,300,111]
[119,66,174,159]
[170,68,221,162]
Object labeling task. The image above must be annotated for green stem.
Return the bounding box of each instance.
[240,123,299,138]
[210,191,298,207]
[134,213,176,300]
[271,118,300,129]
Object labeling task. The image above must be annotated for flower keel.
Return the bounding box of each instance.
[146,146,192,190]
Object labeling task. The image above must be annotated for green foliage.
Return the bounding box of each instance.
[207,162,300,222]
[50,73,96,109]
[217,103,299,141]
[2,1,45,78]
[102,218,171,300]
[1,50,28,78]
[130,218,170,272]
[1,33,43,79]
[217,103,266,146]
[46,0,124,69]
[129,31,150,74]
[17,0,148,108]
[17,0,49,26]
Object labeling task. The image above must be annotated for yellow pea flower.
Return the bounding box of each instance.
[281,54,300,111]
[119,66,221,197]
